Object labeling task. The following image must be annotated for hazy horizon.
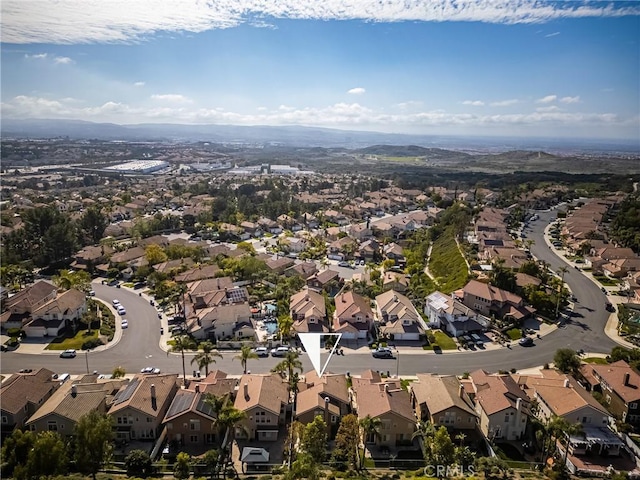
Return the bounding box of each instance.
[1,1,639,141]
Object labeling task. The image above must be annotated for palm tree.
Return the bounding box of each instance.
[359,415,382,469]
[203,393,232,440]
[272,351,303,468]
[167,334,196,384]
[412,420,436,462]
[234,344,258,374]
[215,403,247,477]
[277,314,294,342]
[190,341,222,377]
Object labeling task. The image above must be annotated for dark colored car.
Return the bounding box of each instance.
[518,337,534,347]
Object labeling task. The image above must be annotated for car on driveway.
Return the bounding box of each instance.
[254,346,269,357]
[121,319,129,329]
[141,367,161,374]
[60,349,77,358]
[372,347,394,358]
[518,337,534,347]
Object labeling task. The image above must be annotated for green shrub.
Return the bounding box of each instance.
[81,338,104,350]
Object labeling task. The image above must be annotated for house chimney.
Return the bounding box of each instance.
[71,384,78,396]
[384,383,389,394]
[195,384,200,394]
[151,384,156,399]
[563,379,570,388]
[516,398,522,411]
[459,384,465,399]
[244,382,249,399]
[624,373,631,386]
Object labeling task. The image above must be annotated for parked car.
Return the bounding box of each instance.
[254,346,269,357]
[60,349,77,358]
[121,319,129,329]
[271,346,290,357]
[107,279,119,286]
[140,367,161,374]
[337,261,350,267]
[88,290,96,296]
[372,347,394,358]
[117,306,126,315]
[112,299,120,306]
[605,302,616,312]
[518,337,534,347]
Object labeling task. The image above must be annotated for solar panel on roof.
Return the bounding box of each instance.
[113,379,140,405]
[166,391,195,418]
[226,288,248,304]
[195,395,215,417]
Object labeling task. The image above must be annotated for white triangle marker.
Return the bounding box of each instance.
[298,333,342,377]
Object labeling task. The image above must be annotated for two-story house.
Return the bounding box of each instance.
[580,360,640,427]
[307,269,341,294]
[470,370,530,441]
[375,290,425,341]
[333,291,374,340]
[0,281,57,332]
[233,374,290,442]
[409,374,478,430]
[108,374,179,441]
[458,280,534,323]
[24,289,87,338]
[295,371,350,437]
[424,291,491,337]
[0,369,59,438]
[290,288,329,334]
[26,378,128,437]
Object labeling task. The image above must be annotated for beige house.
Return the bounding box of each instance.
[0,281,57,331]
[470,370,530,441]
[351,371,416,447]
[409,374,478,430]
[108,374,179,441]
[333,291,374,340]
[375,290,425,341]
[24,289,87,338]
[295,372,350,436]
[26,378,128,437]
[1,369,58,436]
[233,374,290,442]
[290,288,329,334]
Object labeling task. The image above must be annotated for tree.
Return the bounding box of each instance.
[191,341,222,376]
[359,414,382,469]
[234,343,258,374]
[112,365,126,378]
[285,452,321,480]
[277,314,294,342]
[173,451,191,480]
[301,415,328,464]
[26,431,68,479]
[554,348,581,375]
[74,411,113,480]
[412,420,436,463]
[214,404,247,476]
[0,429,36,479]
[168,334,197,384]
[431,426,456,469]
[145,243,168,266]
[79,206,108,245]
[475,456,509,480]
[124,449,152,478]
[53,269,91,293]
[331,414,360,471]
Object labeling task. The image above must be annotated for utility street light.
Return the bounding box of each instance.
[395,346,400,378]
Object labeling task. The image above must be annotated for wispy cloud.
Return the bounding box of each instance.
[24,52,74,64]
[24,53,48,59]
[536,95,557,104]
[545,31,560,37]
[559,96,580,104]
[347,87,366,95]
[3,0,639,44]
[536,105,560,113]
[490,99,519,107]
[150,94,191,103]
[462,100,484,106]
[134,81,145,87]
[54,56,73,64]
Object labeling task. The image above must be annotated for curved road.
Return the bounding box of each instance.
[0,209,618,376]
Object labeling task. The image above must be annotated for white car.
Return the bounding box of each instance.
[253,346,269,357]
[270,346,290,357]
[112,299,120,306]
[140,367,161,374]
[121,319,128,329]
[117,306,126,315]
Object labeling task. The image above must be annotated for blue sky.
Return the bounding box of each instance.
[1,1,639,140]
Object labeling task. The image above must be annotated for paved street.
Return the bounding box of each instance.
[0,209,625,377]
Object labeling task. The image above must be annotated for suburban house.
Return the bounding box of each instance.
[458,280,534,323]
[579,360,640,427]
[108,374,179,441]
[333,291,374,340]
[233,374,290,442]
[70,244,113,271]
[0,281,57,332]
[375,290,425,341]
[0,369,59,437]
[285,261,318,281]
[290,288,329,334]
[383,243,406,266]
[351,371,416,447]
[193,303,254,341]
[470,370,530,441]
[327,237,358,261]
[175,264,221,283]
[25,378,128,437]
[381,271,410,293]
[307,269,341,294]
[162,378,236,450]
[24,289,87,338]
[409,374,478,430]
[295,371,350,436]
[424,291,491,337]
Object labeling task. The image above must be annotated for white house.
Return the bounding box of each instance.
[424,291,490,337]
[23,289,87,338]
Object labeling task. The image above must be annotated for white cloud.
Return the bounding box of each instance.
[536,95,557,104]
[560,96,580,104]
[536,105,560,113]
[24,53,48,59]
[150,94,191,103]
[545,31,560,37]
[3,0,639,44]
[134,81,146,87]
[347,87,366,95]
[278,104,295,111]
[394,100,423,110]
[256,106,268,111]
[462,100,484,106]
[490,99,519,107]
[54,56,73,64]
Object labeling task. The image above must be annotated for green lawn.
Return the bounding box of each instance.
[426,331,457,350]
[582,357,609,365]
[46,329,100,350]
[429,228,469,294]
[506,328,523,340]
[594,275,619,286]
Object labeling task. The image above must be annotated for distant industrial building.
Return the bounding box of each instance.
[227,164,314,175]
[103,160,169,174]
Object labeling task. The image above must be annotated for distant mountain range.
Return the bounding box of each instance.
[2,118,638,154]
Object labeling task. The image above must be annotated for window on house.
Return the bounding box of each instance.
[190,419,201,431]
[190,435,198,443]
[505,414,510,422]
[630,402,638,409]
[47,422,57,431]
[205,433,215,444]
[1,416,7,424]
